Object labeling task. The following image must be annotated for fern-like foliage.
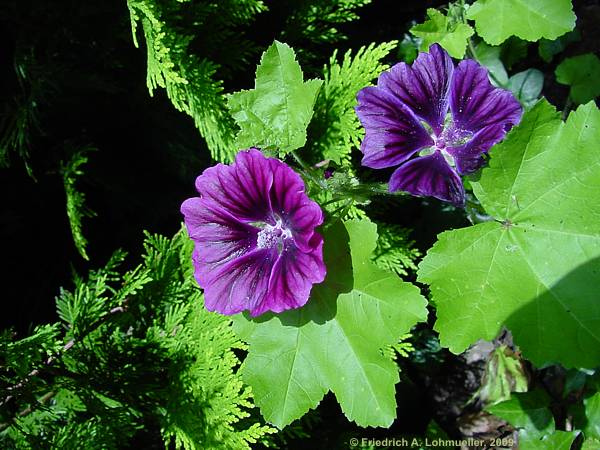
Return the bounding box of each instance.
[382,333,416,363]
[0,47,50,177]
[308,42,397,166]
[371,222,422,277]
[141,231,275,449]
[60,146,97,261]
[127,0,266,162]
[281,0,372,67]
[1,229,274,449]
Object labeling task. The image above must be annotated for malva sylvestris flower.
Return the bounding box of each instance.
[355,43,522,206]
[181,148,326,317]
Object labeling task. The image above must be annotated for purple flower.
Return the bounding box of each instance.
[356,44,522,206]
[181,148,326,317]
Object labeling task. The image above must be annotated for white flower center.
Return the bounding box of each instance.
[256,219,292,253]
[419,117,474,168]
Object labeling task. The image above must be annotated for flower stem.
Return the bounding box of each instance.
[291,151,326,189]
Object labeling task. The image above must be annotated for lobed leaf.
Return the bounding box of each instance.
[467,0,576,45]
[555,54,600,105]
[233,218,428,428]
[227,41,322,156]
[410,8,474,59]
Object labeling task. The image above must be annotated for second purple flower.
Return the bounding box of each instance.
[356,44,522,207]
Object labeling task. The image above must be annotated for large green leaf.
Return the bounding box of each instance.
[227,41,322,155]
[467,0,576,45]
[475,42,508,86]
[410,8,474,59]
[556,54,600,105]
[233,219,428,428]
[418,101,600,368]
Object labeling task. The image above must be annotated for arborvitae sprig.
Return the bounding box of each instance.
[308,42,397,166]
[372,222,421,277]
[281,0,372,68]
[382,333,416,363]
[60,146,97,261]
[127,0,267,162]
[0,47,49,177]
[1,229,274,449]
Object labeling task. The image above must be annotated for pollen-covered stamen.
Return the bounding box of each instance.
[441,125,473,148]
[256,219,293,252]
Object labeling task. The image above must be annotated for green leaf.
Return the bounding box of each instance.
[508,69,544,108]
[410,8,474,59]
[227,41,322,156]
[398,33,421,64]
[487,392,577,450]
[556,54,600,105]
[487,390,554,436]
[418,100,600,368]
[520,431,578,450]
[584,392,600,439]
[233,218,428,428]
[467,0,576,46]
[475,42,508,86]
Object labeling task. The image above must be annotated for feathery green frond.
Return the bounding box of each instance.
[309,42,397,166]
[0,48,49,177]
[60,146,97,260]
[372,223,421,277]
[282,0,371,50]
[382,333,415,363]
[127,0,267,162]
[2,228,273,448]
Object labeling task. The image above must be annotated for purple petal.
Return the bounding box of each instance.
[202,248,279,316]
[450,60,522,133]
[200,237,326,317]
[181,197,258,276]
[254,236,326,317]
[377,43,454,134]
[356,86,433,169]
[196,148,274,223]
[389,151,465,207]
[446,124,506,175]
[268,158,324,250]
